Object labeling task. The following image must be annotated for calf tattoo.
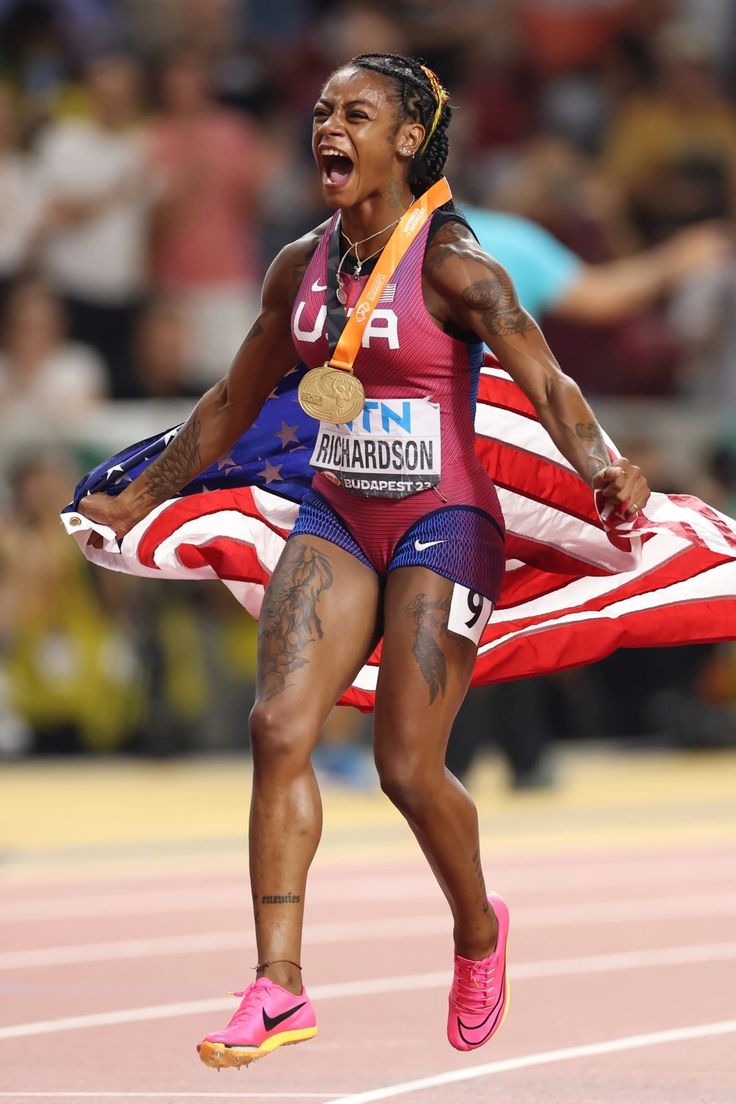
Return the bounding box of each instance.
[472,848,491,913]
[406,593,452,704]
[260,893,301,904]
[259,542,333,699]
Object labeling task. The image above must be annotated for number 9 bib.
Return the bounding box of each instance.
[448,583,494,645]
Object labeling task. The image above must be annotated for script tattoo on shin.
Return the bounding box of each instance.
[259,542,334,699]
[142,413,203,505]
[575,422,610,481]
[260,893,301,904]
[406,593,453,704]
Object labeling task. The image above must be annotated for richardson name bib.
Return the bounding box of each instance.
[310,397,441,499]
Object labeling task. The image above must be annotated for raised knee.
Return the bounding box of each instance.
[249,702,313,770]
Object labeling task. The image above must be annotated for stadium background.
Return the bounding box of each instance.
[0,0,735,782]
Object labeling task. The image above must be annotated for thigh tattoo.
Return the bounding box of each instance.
[405,592,455,704]
[259,542,333,700]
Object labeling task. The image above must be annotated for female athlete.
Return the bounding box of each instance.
[79,54,650,1068]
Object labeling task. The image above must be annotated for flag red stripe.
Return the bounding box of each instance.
[178,539,272,585]
[497,565,580,609]
[477,375,537,419]
[504,533,617,576]
[484,547,726,641]
[471,594,736,685]
[476,436,602,525]
[138,488,287,569]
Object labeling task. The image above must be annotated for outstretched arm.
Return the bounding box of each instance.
[555,222,731,324]
[424,222,649,514]
[79,227,324,537]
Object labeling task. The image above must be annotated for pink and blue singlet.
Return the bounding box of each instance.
[289,210,505,604]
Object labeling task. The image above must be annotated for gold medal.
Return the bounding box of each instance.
[298,364,365,423]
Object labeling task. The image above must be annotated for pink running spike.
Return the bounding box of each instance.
[197,977,317,1069]
[447,892,511,1051]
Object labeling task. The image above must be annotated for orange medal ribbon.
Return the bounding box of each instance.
[298,176,453,424]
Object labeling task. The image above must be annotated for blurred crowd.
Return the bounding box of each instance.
[0,0,735,772]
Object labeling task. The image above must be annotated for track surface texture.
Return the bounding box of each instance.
[1,746,735,1104]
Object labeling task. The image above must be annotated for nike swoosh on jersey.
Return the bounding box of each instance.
[262,1001,307,1032]
[414,539,447,551]
[311,279,328,292]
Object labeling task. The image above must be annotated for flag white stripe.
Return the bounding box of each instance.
[478,560,736,658]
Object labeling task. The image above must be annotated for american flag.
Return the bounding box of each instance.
[63,357,736,711]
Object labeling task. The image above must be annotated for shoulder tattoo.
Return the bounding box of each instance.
[426,222,532,338]
[461,262,532,338]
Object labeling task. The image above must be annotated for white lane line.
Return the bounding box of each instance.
[326,1019,736,1104]
[0,1095,337,1100]
[0,875,438,925]
[2,940,736,1041]
[5,891,736,970]
[4,854,735,923]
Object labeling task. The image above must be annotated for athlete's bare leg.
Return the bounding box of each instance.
[373,566,496,960]
[249,536,380,994]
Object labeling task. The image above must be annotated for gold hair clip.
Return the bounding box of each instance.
[419,65,449,153]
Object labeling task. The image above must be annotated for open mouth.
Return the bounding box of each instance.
[320,147,354,190]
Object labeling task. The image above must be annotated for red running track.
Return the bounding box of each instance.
[1,844,736,1103]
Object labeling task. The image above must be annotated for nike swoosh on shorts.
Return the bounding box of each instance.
[414,539,447,551]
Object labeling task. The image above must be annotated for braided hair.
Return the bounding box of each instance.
[349,53,452,197]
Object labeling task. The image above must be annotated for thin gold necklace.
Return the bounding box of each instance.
[336,240,389,303]
[336,216,401,303]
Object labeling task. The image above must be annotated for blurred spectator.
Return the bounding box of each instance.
[132,298,202,399]
[32,54,151,397]
[464,197,730,395]
[519,0,634,76]
[0,279,108,430]
[147,46,266,387]
[465,202,730,326]
[0,451,142,752]
[668,250,736,403]
[484,134,637,258]
[0,86,39,306]
[604,22,736,243]
[0,1,77,132]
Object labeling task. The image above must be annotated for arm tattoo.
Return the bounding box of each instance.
[461,268,532,338]
[258,541,333,700]
[141,413,202,505]
[424,222,466,272]
[406,593,452,704]
[425,223,532,337]
[575,422,610,480]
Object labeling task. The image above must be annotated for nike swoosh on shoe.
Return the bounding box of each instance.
[262,1002,307,1032]
[457,986,505,1047]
